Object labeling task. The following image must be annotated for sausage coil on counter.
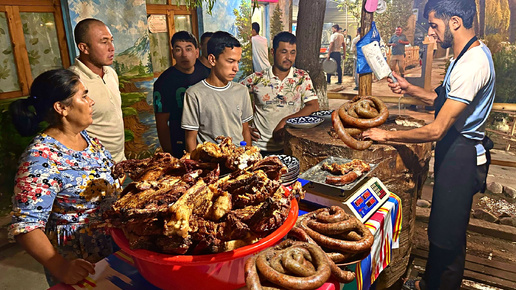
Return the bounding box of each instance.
[289,206,374,283]
[322,159,371,186]
[245,239,331,290]
[332,96,389,150]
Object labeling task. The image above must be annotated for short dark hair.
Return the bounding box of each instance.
[273,31,296,51]
[207,31,241,58]
[171,31,198,48]
[10,69,81,136]
[332,24,340,30]
[252,22,260,34]
[424,0,476,29]
[200,32,213,44]
[74,18,105,46]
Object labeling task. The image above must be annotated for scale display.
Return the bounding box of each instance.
[302,176,390,223]
[345,177,390,222]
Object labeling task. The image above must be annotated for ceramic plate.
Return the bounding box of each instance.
[270,154,300,169]
[286,116,324,129]
[310,110,334,120]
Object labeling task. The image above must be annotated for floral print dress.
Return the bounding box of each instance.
[8,131,120,285]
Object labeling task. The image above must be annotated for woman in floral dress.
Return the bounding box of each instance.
[8,69,120,286]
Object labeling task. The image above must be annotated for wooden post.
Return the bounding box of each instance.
[422,36,434,90]
[358,1,373,96]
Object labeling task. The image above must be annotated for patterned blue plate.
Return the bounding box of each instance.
[286,116,325,129]
[310,110,335,120]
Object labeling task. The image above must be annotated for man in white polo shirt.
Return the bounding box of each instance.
[69,18,125,162]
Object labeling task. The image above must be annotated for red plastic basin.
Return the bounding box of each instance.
[111,199,298,290]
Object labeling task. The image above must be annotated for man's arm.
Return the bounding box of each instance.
[398,35,410,45]
[242,122,252,145]
[327,38,335,59]
[387,72,438,106]
[387,36,395,46]
[363,99,467,143]
[155,112,172,153]
[185,130,198,152]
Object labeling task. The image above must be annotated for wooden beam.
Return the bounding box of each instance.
[493,103,516,112]
[53,1,70,68]
[146,4,191,14]
[17,6,54,12]
[6,6,31,96]
[411,248,516,289]
[490,158,516,168]
[0,0,54,6]
[167,9,176,67]
[423,38,434,90]
[0,90,23,100]
[190,7,198,40]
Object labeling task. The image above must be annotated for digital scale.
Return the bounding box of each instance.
[298,157,391,223]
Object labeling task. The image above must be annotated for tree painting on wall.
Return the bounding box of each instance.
[234,0,253,79]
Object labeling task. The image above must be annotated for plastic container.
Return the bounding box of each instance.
[111,199,299,290]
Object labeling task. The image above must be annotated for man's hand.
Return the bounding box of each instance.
[249,126,261,141]
[387,72,410,94]
[272,120,287,142]
[272,127,285,142]
[54,258,95,285]
[362,128,389,142]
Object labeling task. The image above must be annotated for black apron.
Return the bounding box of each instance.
[428,36,492,250]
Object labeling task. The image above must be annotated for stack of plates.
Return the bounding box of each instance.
[271,154,300,186]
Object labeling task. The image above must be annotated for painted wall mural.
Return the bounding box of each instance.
[66,0,158,160]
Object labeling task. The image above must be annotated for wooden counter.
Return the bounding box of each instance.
[284,117,432,287]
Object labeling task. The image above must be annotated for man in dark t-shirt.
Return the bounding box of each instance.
[153,31,210,157]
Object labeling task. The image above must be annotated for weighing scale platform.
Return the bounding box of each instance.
[298,157,390,223]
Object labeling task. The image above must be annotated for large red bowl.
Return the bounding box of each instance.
[111,199,298,290]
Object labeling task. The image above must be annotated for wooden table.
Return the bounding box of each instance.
[284,117,432,287]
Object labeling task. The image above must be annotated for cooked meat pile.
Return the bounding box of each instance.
[106,137,302,255]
